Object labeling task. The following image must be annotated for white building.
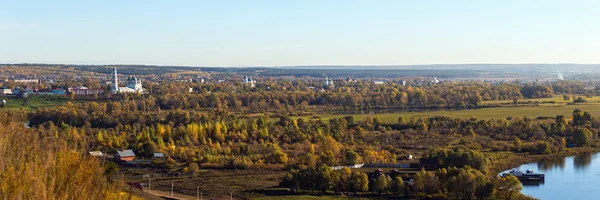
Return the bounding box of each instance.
[12,79,39,84]
[111,67,144,94]
[243,75,255,87]
[0,88,12,95]
[324,76,334,88]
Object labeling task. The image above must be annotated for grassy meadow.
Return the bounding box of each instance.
[0,95,70,111]
[301,95,600,123]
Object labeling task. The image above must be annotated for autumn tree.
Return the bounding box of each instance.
[493,175,522,200]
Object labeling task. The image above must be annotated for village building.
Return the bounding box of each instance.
[324,76,334,89]
[116,149,136,162]
[373,80,385,85]
[12,79,39,84]
[51,88,66,95]
[153,153,165,159]
[345,76,357,83]
[70,87,104,96]
[0,87,12,95]
[89,151,104,157]
[242,75,256,87]
[111,67,144,94]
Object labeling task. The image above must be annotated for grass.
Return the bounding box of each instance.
[150,169,286,200]
[298,96,600,123]
[0,95,70,111]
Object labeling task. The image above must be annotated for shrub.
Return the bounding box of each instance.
[0,112,113,199]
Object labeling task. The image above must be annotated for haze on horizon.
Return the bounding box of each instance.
[2,0,600,67]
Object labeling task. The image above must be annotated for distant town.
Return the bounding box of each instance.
[0,64,595,100]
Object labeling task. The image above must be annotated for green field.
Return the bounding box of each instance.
[0,95,70,111]
[483,95,600,105]
[303,96,600,123]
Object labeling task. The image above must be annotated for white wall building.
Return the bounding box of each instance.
[243,75,255,87]
[324,76,334,88]
[111,67,144,94]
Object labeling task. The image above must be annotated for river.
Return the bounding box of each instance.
[510,152,600,200]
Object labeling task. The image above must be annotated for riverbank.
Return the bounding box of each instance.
[487,146,600,175]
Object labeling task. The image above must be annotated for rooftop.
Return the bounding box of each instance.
[117,149,135,157]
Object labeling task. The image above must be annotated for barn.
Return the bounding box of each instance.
[116,150,136,162]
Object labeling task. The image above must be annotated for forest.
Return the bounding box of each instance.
[23,90,600,199]
[2,65,600,199]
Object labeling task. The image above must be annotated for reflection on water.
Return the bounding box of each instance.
[573,153,592,171]
[537,158,565,171]
[521,180,544,187]
[515,152,600,200]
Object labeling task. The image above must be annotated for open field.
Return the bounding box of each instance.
[303,102,600,123]
[0,95,70,111]
[150,169,286,200]
[482,95,600,105]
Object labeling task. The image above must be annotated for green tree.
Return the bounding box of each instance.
[350,172,369,194]
[332,167,352,193]
[447,167,487,200]
[187,162,199,173]
[536,141,550,154]
[494,175,522,200]
[512,137,522,151]
[417,122,428,132]
[370,174,391,194]
[315,165,333,193]
[320,150,336,166]
[397,116,404,125]
[270,149,289,164]
[392,176,404,195]
[574,127,592,147]
[345,150,362,165]
[281,169,300,192]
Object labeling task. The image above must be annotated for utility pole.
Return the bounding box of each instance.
[171,182,174,197]
[196,186,199,200]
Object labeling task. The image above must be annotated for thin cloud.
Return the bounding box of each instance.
[259,44,305,51]
[0,24,39,31]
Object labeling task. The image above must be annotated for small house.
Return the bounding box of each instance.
[116,150,136,162]
[0,88,12,95]
[12,88,21,95]
[51,88,66,95]
[89,151,104,157]
[153,152,165,159]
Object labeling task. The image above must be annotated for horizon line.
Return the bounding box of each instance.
[1,62,599,68]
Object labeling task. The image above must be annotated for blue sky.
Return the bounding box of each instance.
[1,0,599,66]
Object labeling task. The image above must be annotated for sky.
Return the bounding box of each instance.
[1,0,600,67]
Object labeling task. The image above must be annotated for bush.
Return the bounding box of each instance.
[0,113,113,199]
[574,97,587,103]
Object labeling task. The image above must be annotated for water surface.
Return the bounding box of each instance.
[512,152,600,200]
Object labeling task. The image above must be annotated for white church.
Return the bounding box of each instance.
[242,75,256,87]
[111,68,144,94]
